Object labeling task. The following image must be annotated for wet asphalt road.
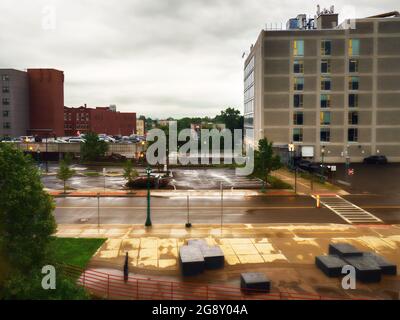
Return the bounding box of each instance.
[54,196,345,225]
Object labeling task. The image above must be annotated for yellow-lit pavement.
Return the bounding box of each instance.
[56,223,400,273]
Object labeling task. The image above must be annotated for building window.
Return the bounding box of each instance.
[293,112,304,125]
[3,110,9,117]
[244,114,254,127]
[2,86,9,93]
[294,77,304,91]
[293,128,303,142]
[1,75,9,81]
[321,94,331,108]
[76,113,79,121]
[293,60,304,74]
[64,113,67,121]
[321,77,331,91]
[349,39,360,56]
[2,98,10,105]
[321,59,331,73]
[293,40,304,56]
[349,94,358,108]
[349,59,358,73]
[68,113,72,121]
[320,128,331,142]
[3,122,11,129]
[321,40,332,56]
[349,111,359,125]
[320,111,331,125]
[294,94,303,108]
[348,128,358,142]
[349,76,359,90]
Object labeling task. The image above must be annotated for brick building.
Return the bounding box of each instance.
[27,69,65,137]
[64,105,136,136]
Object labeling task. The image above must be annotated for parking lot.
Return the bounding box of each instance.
[171,168,263,190]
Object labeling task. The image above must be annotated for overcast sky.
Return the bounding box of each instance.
[0,0,397,118]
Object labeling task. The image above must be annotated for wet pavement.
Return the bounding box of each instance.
[170,168,263,190]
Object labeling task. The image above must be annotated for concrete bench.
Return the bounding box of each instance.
[201,246,224,270]
[315,255,347,277]
[329,243,363,257]
[240,272,271,294]
[363,252,397,276]
[344,255,382,283]
[179,246,205,276]
[187,239,209,249]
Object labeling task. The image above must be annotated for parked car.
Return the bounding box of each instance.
[68,138,85,143]
[363,155,388,164]
[297,160,313,171]
[19,136,35,142]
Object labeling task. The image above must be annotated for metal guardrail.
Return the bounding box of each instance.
[63,264,371,300]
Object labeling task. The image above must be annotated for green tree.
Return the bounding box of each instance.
[254,138,282,184]
[57,159,75,194]
[214,107,244,132]
[0,143,56,273]
[80,132,108,161]
[123,160,139,189]
[2,269,89,300]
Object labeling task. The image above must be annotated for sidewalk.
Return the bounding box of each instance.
[271,168,349,196]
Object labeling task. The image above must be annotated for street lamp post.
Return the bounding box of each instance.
[145,166,152,227]
[288,143,295,169]
[321,146,326,182]
[220,182,223,232]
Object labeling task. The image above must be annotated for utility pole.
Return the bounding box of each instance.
[220,182,223,232]
[145,167,152,227]
[97,192,100,228]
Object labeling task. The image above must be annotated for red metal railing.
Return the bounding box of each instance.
[63,265,370,300]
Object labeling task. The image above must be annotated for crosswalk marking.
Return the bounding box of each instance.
[314,195,383,224]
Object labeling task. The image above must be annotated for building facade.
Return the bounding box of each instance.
[64,105,136,136]
[0,69,30,137]
[136,119,145,136]
[244,10,400,163]
[27,69,65,137]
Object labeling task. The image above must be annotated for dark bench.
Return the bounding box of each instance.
[179,246,205,276]
[240,272,271,294]
[201,246,225,270]
[362,252,397,276]
[315,255,347,277]
[329,243,363,257]
[343,255,382,283]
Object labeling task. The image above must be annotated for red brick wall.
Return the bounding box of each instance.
[64,106,136,136]
[28,69,64,137]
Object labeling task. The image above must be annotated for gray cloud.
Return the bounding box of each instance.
[0,0,398,118]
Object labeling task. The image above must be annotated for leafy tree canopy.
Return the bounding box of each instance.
[80,132,109,161]
[0,144,56,272]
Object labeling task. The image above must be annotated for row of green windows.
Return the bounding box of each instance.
[293,59,359,74]
[293,77,359,91]
[292,111,359,125]
[293,39,360,56]
[293,128,358,142]
[294,94,359,108]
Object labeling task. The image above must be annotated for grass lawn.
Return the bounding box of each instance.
[50,237,106,268]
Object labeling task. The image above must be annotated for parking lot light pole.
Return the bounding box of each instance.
[145,167,152,227]
[97,193,100,228]
[185,193,192,228]
[220,182,223,232]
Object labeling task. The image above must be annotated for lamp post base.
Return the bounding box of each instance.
[185,223,192,228]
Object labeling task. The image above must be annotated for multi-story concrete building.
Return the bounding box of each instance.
[244,9,400,163]
[0,69,30,137]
